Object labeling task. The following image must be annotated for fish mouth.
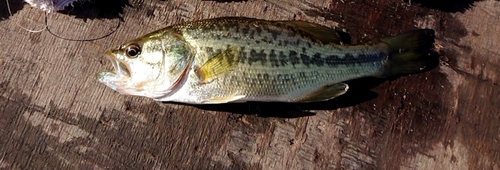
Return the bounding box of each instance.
[98,51,132,91]
[105,51,131,77]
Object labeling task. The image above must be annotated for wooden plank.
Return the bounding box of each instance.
[0,0,499,169]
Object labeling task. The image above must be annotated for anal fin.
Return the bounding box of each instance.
[295,83,349,102]
[202,95,246,104]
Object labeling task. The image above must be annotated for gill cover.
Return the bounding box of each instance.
[157,32,195,99]
[108,30,194,99]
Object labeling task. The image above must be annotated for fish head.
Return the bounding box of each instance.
[98,31,193,99]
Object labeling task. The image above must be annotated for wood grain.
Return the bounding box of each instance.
[0,0,499,169]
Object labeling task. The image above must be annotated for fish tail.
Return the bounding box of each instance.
[377,29,437,78]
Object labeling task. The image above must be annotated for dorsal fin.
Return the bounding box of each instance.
[181,17,351,45]
[276,21,351,44]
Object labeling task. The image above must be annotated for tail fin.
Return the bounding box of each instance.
[377,29,437,78]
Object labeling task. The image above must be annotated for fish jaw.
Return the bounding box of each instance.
[97,51,131,93]
[98,71,121,91]
[106,50,131,77]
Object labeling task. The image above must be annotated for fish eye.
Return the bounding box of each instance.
[125,44,141,58]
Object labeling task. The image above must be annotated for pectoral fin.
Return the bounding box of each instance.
[195,46,240,83]
[202,95,246,104]
[295,83,349,102]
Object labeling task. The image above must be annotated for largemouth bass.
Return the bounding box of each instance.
[98,17,436,104]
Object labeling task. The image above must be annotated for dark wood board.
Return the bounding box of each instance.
[1,0,499,169]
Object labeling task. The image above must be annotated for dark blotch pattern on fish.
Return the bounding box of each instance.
[289,50,300,67]
[279,51,288,66]
[312,53,323,66]
[249,49,267,65]
[323,52,384,67]
[204,46,384,69]
[300,53,311,67]
[269,50,279,67]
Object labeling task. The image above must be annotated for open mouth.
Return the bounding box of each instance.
[106,52,130,77]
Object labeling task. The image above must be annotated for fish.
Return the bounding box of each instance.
[98,17,436,104]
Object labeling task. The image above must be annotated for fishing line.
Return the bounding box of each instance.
[5,0,46,33]
[6,0,121,41]
[45,14,121,41]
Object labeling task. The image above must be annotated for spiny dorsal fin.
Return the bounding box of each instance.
[180,17,351,45]
[195,46,240,83]
[295,83,349,102]
[276,21,351,44]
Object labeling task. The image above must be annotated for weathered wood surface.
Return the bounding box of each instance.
[1,0,499,169]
